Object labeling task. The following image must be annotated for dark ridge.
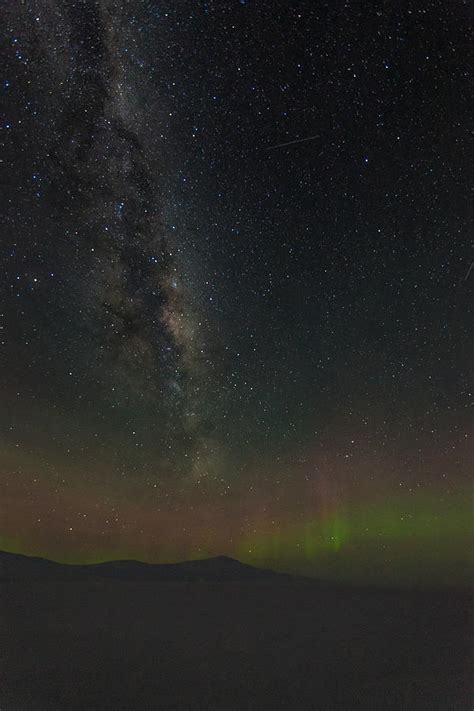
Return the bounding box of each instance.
[0,550,290,582]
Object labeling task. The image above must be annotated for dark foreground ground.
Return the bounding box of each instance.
[1,575,472,710]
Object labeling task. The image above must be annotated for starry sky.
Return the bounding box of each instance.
[1,0,472,584]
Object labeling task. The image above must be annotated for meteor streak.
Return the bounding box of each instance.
[265,134,320,150]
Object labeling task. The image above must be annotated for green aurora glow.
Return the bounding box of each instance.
[236,491,473,585]
[2,489,472,586]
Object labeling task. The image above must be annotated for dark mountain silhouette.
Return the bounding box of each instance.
[0,550,289,582]
[1,550,472,709]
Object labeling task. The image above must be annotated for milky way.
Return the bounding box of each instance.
[3,1,224,487]
[1,0,471,583]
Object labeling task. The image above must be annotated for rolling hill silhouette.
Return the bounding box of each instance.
[1,550,472,709]
[0,550,287,582]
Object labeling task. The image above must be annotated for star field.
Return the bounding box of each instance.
[0,0,471,584]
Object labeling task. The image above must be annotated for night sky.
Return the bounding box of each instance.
[1,1,472,584]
